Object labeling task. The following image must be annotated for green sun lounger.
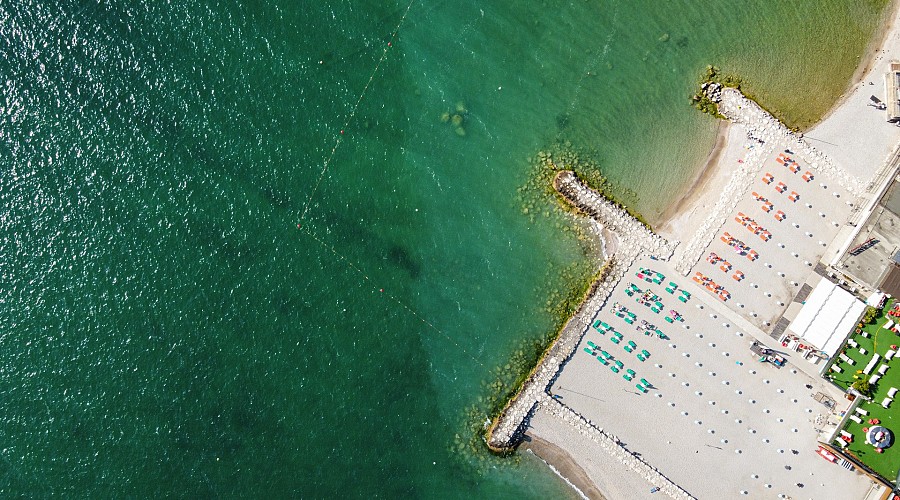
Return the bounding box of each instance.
[624,345,633,353]
[601,350,611,359]
[584,347,593,354]
[593,319,602,329]
[623,374,633,381]
[637,353,645,362]
[615,360,624,369]
[610,365,619,373]
[597,356,608,365]
[637,384,648,393]
[665,316,674,323]
[678,295,687,303]
[611,336,620,344]
[628,340,637,348]
[624,317,634,325]
[640,378,649,386]
[626,368,636,376]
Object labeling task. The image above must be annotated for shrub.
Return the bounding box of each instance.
[852,379,874,397]
[861,306,878,324]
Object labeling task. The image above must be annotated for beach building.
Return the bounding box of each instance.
[836,176,900,292]
[885,61,900,122]
[783,277,866,372]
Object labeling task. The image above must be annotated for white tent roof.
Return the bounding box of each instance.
[789,277,866,357]
[866,291,886,307]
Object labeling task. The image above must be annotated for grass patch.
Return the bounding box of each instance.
[825,298,900,483]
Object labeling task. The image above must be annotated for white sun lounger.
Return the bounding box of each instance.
[831,364,843,373]
[860,347,868,355]
[849,414,862,424]
[847,339,859,348]
[855,407,869,416]
[886,350,896,361]
[883,398,893,409]
[869,374,881,384]
[837,438,848,448]
[879,364,889,375]
[839,353,855,365]
[840,429,853,438]
[888,387,898,398]
[864,353,881,375]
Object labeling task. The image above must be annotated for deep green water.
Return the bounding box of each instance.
[0,0,890,496]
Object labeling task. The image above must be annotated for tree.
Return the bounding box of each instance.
[861,306,878,324]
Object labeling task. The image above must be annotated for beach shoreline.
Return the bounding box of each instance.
[521,435,604,500]
[814,0,900,128]
[656,0,900,234]
[654,121,730,238]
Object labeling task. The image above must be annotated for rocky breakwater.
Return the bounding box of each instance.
[672,84,863,275]
[486,170,675,452]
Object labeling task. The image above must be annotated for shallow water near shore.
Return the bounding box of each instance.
[0,0,891,496]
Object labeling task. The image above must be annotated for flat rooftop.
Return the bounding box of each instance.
[837,178,900,288]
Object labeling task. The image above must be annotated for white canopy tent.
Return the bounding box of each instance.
[866,291,887,308]
[789,277,866,358]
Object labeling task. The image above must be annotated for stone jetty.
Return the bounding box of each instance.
[486,171,691,497]
[486,171,674,447]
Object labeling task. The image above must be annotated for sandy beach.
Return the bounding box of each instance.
[520,3,900,498]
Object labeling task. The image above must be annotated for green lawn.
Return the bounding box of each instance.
[825,300,900,483]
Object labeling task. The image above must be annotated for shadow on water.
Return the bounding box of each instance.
[386,244,420,279]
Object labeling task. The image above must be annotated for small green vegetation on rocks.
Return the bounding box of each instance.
[517,141,650,229]
[468,258,613,457]
[690,65,745,119]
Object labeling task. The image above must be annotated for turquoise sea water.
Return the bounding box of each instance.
[0,0,890,496]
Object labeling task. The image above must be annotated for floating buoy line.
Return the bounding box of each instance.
[294,0,485,367]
